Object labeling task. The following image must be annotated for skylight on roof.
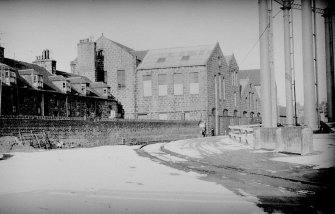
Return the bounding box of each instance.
[181,55,190,61]
[156,57,166,63]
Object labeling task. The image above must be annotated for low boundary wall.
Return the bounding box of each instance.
[253,126,313,155]
[0,118,200,147]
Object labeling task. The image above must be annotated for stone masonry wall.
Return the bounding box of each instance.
[96,36,136,119]
[77,41,96,82]
[206,45,229,132]
[136,66,208,122]
[0,119,201,147]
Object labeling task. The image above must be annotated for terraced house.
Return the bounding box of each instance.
[0,46,123,119]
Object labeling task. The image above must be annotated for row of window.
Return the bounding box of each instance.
[142,72,199,97]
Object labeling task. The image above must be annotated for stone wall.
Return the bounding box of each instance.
[0,119,200,147]
[136,66,208,121]
[96,36,137,119]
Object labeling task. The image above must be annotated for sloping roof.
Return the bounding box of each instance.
[48,75,66,81]
[137,44,217,70]
[91,82,109,88]
[18,69,40,75]
[238,69,261,85]
[0,62,15,71]
[130,50,148,61]
[96,35,134,54]
[67,76,91,84]
[3,58,62,92]
[224,55,233,65]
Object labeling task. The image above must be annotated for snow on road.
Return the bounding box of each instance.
[0,145,263,213]
[163,136,251,159]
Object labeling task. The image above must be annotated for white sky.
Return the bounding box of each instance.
[0,0,329,105]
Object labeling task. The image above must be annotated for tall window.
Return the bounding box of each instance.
[234,92,237,107]
[189,72,199,94]
[143,75,152,97]
[174,73,183,95]
[222,77,226,100]
[218,74,222,99]
[158,74,167,96]
[117,70,125,89]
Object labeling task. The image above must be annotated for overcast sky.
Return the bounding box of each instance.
[0,0,330,105]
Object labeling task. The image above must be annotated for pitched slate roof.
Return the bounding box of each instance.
[238,69,261,85]
[3,58,62,92]
[67,76,91,84]
[48,75,67,81]
[96,35,134,54]
[0,62,15,71]
[91,82,109,88]
[18,69,40,75]
[137,43,218,70]
[130,50,148,61]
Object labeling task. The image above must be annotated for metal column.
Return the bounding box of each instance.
[283,0,294,126]
[259,0,273,127]
[324,9,335,122]
[301,0,318,130]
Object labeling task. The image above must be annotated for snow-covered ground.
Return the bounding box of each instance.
[0,145,263,214]
[163,136,251,159]
[163,134,335,169]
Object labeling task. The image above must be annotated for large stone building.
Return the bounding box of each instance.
[71,36,245,134]
[238,69,262,118]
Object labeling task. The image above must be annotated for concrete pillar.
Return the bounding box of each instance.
[259,0,273,127]
[283,0,294,126]
[324,9,335,122]
[214,75,220,135]
[301,0,318,130]
[268,0,278,127]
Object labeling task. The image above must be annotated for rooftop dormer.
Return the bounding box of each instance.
[18,69,43,89]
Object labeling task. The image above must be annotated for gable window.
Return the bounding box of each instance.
[33,75,37,83]
[158,74,167,96]
[173,73,183,95]
[117,70,125,89]
[143,75,152,97]
[156,57,166,63]
[189,72,199,94]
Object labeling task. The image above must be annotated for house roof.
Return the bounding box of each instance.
[137,43,218,70]
[91,82,109,88]
[0,62,15,71]
[48,75,67,81]
[96,35,134,54]
[3,58,62,92]
[67,76,91,84]
[18,69,40,75]
[130,50,148,61]
[238,69,261,85]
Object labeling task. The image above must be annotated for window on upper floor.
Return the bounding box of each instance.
[181,55,190,61]
[189,72,199,95]
[173,73,183,95]
[143,75,152,97]
[157,57,166,63]
[104,88,107,94]
[33,75,37,83]
[222,77,226,100]
[117,70,125,89]
[158,74,167,96]
[63,82,66,88]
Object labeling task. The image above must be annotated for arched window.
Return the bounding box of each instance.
[250,112,254,118]
[243,111,248,117]
[233,110,238,117]
[212,108,216,116]
[223,109,228,116]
